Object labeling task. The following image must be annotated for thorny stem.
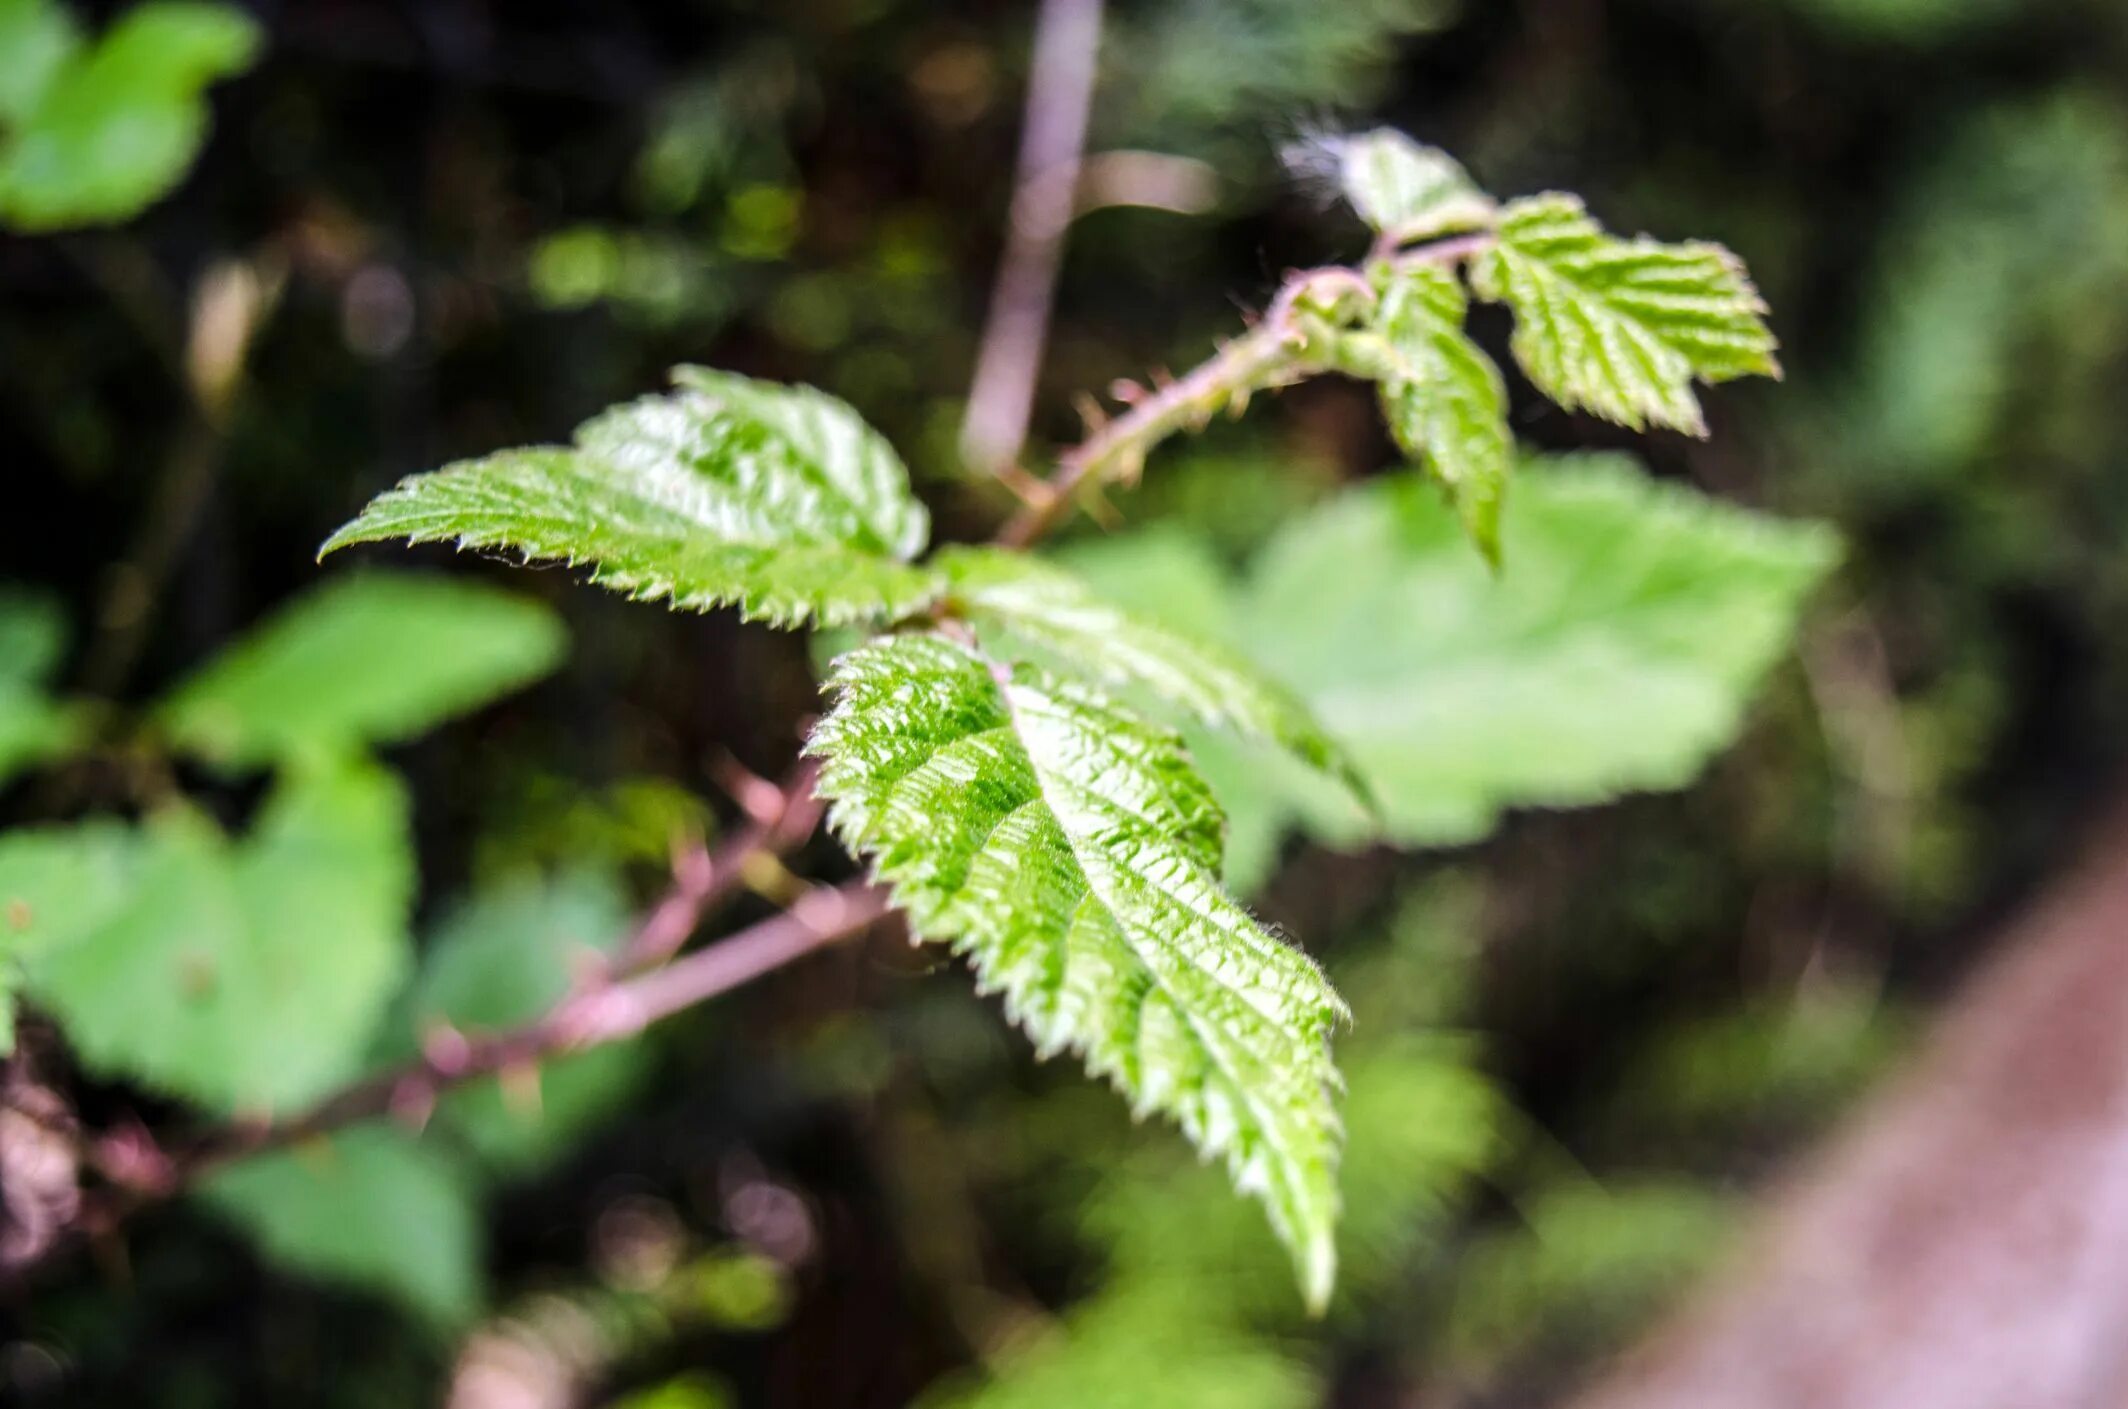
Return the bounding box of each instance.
[13,109,1498,1277]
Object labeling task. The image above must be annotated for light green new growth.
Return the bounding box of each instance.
[1470,193,1781,435]
[0,0,262,230]
[300,126,1797,1311]
[321,367,939,628]
[1326,129,1495,244]
[1354,266,1513,560]
[159,573,567,767]
[935,546,1369,805]
[808,632,1347,1309]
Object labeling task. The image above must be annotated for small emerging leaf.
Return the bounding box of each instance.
[1471,194,1779,435]
[159,574,566,767]
[810,633,1347,1309]
[323,368,939,629]
[935,546,1370,805]
[1361,266,1514,562]
[1315,129,1495,245]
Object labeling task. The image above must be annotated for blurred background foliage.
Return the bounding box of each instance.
[7,0,2128,1404]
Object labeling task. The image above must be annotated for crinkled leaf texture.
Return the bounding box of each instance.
[159,574,565,767]
[1315,128,1494,244]
[1362,265,1514,562]
[1472,194,1780,434]
[809,632,1347,1309]
[9,757,413,1112]
[0,0,262,230]
[322,367,939,628]
[935,546,1369,806]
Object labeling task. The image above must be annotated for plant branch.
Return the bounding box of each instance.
[959,0,1107,476]
[104,879,890,1202]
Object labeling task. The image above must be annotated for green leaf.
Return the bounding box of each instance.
[935,546,1369,804]
[809,632,1347,1309]
[0,0,79,127]
[0,821,139,1054]
[0,0,261,231]
[200,1124,482,1325]
[1247,458,1837,844]
[159,574,566,767]
[24,758,414,1112]
[0,589,80,784]
[1322,128,1494,244]
[322,368,939,629]
[398,869,651,1175]
[1361,265,1514,561]
[1470,194,1780,435]
[1066,460,1837,858]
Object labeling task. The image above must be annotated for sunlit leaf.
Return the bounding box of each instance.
[1471,194,1779,434]
[323,368,938,628]
[810,632,1347,1308]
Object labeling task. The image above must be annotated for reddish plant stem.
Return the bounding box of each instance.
[959,0,1108,476]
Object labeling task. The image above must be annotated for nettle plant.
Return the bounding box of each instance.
[1,130,1831,1316]
[323,133,1799,1305]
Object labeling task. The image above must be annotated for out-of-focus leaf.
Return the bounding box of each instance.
[159,574,565,768]
[0,0,261,230]
[1067,459,1836,859]
[1444,1180,1731,1378]
[200,1124,481,1326]
[810,631,1348,1309]
[0,591,79,784]
[24,759,413,1112]
[323,368,938,629]
[919,1285,1318,1409]
[398,870,650,1175]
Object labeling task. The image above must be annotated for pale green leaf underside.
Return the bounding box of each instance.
[1472,194,1780,435]
[16,758,413,1112]
[936,546,1370,807]
[322,368,938,628]
[1364,265,1514,561]
[159,574,566,767]
[809,632,1346,1308]
[201,1124,481,1325]
[1329,128,1495,244]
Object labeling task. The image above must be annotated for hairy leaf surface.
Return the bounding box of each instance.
[1319,128,1494,244]
[1471,194,1779,434]
[809,632,1346,1307]
[1362,266,1514,560]
[160,574,565,766]
[936,546,1367,803]
[323,368,938,627]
